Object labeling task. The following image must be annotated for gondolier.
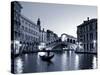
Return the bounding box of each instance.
[38,42,54,61]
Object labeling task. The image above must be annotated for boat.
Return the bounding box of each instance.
[39,54,54,61]
[38,42,54,61]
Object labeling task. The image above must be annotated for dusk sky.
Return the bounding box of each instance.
[20,1,97,37]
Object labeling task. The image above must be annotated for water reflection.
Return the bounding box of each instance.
[93,56,97,69]
[61,52,67,71]
[14,57,23,73]
[78,54,97,69]
[75,54,79,69]
[12,51,97,73]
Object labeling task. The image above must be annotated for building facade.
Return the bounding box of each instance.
[11,1,40,53]
[20,15,40,51]
[77,17,97,53]
[46,30,58,45]
[40,28,47,43]
[11,1,22,41]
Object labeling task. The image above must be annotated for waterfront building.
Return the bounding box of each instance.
[46,30,58,45]
[11,1,40,53]
[77,17,97,53]
[11,1,23,54]
[40,28,47,43]
[37,18,47,43]
[20,15,40,51]
[11,1,22,41]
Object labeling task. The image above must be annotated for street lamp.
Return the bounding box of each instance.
[93,40,96,44]
[93,40,96,48]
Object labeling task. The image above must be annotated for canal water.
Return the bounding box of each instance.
[12,51,97,74]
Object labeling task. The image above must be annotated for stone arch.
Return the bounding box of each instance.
[61,33,68,41]
[70,39,72,43]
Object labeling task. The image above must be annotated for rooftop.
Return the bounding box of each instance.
[77,17,97,27]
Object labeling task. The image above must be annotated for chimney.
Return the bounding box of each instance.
[87,17,89,21]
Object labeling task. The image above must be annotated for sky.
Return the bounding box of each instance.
[20,1,97,37]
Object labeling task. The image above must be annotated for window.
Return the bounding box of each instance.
[86,25,89,31]
[70,39,72,43]
[89,25,93,31]
[90,43,94,50]
[87,44,88,50]
[84,26,86,32]
[25,22,27,25]
[90,33,93,40]
[26,27,28,32]
[96,32,97,39]
[83,35,85,42]
[84,44,86,50]
[73,40,75,44]
[87,33,88,41]
[80,39,83,42]
[22,26,24,30]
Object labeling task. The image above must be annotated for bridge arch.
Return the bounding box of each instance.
[61,33,77,44]
[61,33,68,42]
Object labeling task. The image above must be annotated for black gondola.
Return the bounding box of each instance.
[39,54,54,61]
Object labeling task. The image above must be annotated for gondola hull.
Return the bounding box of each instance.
[39,54,54,61]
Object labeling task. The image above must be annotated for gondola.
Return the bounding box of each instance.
[38,42,54,61]
[39,54,54,61]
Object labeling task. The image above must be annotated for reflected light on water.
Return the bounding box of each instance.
[25,54,28,63]
[69,51,72,55]
[75,54,79,69]
[93,56,97,69]
[14,57,23,74]
[25,54,28,57]
[61,53,67,70]
[13,51,97,73]
[37,53,41,65]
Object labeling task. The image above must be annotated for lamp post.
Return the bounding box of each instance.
[93,40,96,48]
[93,40,96,53]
